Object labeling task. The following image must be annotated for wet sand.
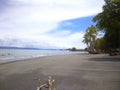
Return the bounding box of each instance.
[0,54,120,90]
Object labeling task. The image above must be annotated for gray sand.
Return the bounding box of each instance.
[0,54,120,90]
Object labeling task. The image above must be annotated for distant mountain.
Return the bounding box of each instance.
[0,46,60,50]
[0,46,39,50]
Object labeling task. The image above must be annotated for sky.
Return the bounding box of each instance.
[0,0,105,49]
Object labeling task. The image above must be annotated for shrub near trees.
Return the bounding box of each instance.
[94,37,106,53]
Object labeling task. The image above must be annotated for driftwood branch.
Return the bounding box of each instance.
[37,76,56,90]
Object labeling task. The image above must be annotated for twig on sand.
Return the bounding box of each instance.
[37,76,56,90]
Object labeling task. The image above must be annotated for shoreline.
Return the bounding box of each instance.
[0,52,88,64]
[0,54,120,90]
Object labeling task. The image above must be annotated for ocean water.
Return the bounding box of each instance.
[0,49,85,64]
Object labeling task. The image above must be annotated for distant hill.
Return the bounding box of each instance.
[0,46,60,50]
[0,46,40,50]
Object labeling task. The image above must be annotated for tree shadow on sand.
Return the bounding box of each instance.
[89,56,120,62]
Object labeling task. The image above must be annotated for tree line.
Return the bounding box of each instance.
[83,0,120,55]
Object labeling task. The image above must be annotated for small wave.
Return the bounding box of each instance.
[0,49,84,64]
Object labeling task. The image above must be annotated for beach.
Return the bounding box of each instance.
[0,54,120,90]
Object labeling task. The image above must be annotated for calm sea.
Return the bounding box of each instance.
[0,49,86,64]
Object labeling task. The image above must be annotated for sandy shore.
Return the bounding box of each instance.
[0,54,120,90]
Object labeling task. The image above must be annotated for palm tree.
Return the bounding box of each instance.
[83,25,98,53]
[83,33,90,50]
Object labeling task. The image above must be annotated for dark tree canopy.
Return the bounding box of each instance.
[93,0,120,50]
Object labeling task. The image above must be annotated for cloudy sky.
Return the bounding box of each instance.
[0,0,104,49]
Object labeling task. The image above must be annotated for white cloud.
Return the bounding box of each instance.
[0,0,104,49]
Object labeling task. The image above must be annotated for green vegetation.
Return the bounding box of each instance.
[67,47,84,51]
[93,0,120,52]
[70,47,77,51]
[83,0,120,55]
[82,25,98,53]
[94,37,106,53]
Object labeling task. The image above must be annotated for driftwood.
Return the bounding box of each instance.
[37,76,56,90]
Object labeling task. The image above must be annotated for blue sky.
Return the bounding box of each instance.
[0,0,105,49]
